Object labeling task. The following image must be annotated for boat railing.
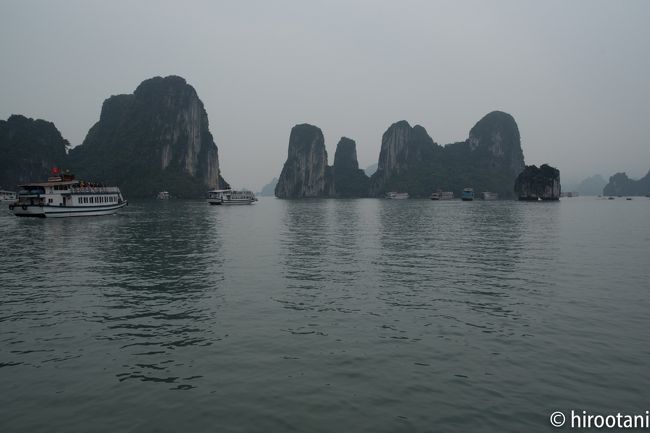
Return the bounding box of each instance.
[70,186,121,194]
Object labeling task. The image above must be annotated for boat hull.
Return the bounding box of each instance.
[10,201,127,218]
[208,198,256,205]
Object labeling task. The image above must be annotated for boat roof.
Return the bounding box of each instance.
[19,180,79,187]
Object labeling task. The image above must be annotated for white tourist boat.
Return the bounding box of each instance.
[9,173,127,218]
[207,189,257,205]
[482,191,498,200]
[385,191,409,200]
[430,191,454,200]
[157,191,171,200]
[0,190,17,201]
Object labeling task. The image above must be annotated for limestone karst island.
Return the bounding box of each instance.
[1,75,579,205]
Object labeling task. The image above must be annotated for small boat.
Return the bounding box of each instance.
[461,188,474,201]
[482,191,498,201]
[385,192,409,200]
[9,172,127,218]
[608,197,615,200]
[0,190,16,201]
[626,197,632,200]
[208,189,257,205]
[430,191,455,200]
[157,191,171,200]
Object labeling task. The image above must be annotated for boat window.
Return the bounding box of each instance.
[78,198,82,204]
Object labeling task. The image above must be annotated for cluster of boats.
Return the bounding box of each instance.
[3,172,258,218]
[385,188,498,201]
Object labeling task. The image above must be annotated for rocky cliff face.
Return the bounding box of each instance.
[274,111,527,199]
[275,124,333,198]
[0,115,69,189]
[368,111,526,198]
[68,75,227,198]
[332,137,369,197]
[467,111,525,180]
[369,121,438,195]
[514,164,561,200]
[603,171,650,196]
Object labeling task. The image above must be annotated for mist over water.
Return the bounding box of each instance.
[1,198,649,432]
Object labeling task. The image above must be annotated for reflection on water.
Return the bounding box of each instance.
[1,197,649,433]
[374,201,548,325]
[93,201,227,389]
[1,201,228,391]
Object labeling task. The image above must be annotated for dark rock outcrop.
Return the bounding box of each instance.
[603,171,650,196]
[68,75,227,198]
[274,111,526,199]
[514,164,561,200]
[467,111,525,180]
[368,111,525,198]
[332,137,370,197]
[275,124,333,198]
[369,121,438,196]
[0,115,69,189]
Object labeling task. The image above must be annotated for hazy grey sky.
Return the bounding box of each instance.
[1,0,649,189]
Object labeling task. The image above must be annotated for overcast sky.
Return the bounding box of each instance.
[1,0,649,189]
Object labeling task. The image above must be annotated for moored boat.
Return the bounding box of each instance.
[157,191,171,200]
[385,192,409,200]
[0,190,17,202]
[482,191,498,200]
[430,191,454,200]
[208,189,257,205]
[9,172,127,218]
[461,188,474,201]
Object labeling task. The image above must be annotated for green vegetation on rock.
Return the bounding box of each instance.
[68,75,227,198]
[603,171,650,196]
[0,115,69,189]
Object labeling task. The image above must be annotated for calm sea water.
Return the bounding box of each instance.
[1,197,649,432]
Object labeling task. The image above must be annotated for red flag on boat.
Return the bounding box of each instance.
[51,167,60,175]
